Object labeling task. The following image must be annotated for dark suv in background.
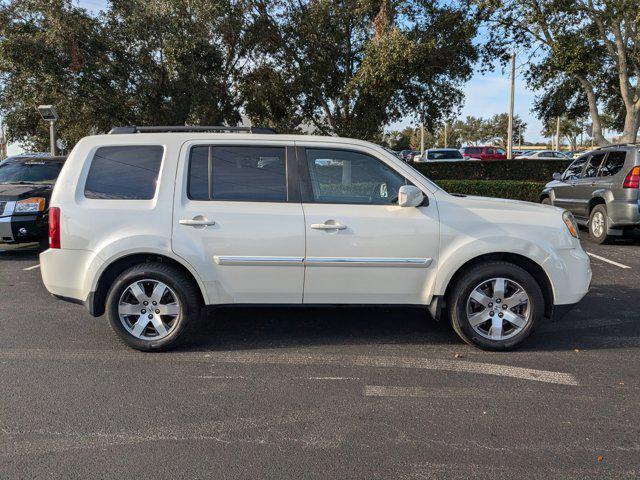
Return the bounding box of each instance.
[540,144,640,244]
[0,155,66,247]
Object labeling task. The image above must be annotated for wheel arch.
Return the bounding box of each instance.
[91,252,207,317]
[442,252,554,319]
[587,195,607,215]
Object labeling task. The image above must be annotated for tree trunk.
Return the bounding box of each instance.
[575,75,609,145]
[620,107,640,143]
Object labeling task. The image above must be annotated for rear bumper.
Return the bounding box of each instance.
[52,292,99,316]
[40,248,95,302]
[608,199,640,228]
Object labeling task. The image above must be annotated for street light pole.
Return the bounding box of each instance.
[507,51,516,159]
[444,122,448,148]
[36,105,59,156]
[49,120,58,156]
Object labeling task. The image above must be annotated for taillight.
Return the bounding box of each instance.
[49,207,60,249]
[623,166,640,188]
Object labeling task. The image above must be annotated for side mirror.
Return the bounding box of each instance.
[398,185,425,207]
[552,172,562,181]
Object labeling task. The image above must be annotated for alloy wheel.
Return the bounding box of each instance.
[465,277,531,341]
[591,211,605,238]
[118,279,180,340]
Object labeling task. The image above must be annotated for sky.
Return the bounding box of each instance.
[7,1,546,155]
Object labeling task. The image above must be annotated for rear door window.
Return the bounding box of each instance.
[84,146,163,199]
[598,151,627,177]
[188,145,287,202]
[583,153,606,178]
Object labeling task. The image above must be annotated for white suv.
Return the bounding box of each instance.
[40,127,591,351]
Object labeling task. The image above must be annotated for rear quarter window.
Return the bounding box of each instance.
[84,146,164,200]
[598,151,627,177]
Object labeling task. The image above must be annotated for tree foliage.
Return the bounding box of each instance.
[0,0,492,149]
[477,0,640,144]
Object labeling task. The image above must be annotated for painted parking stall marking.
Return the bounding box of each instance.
[0,349,577,386]
[23,264,41,271]
[586,252,631,269]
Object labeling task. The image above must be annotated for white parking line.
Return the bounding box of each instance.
[307,376,360,381]
[208,352,579,386]
[364,386,433,398]
[586,252,631,269]
[0,349,580,386]
[23,264,40,271]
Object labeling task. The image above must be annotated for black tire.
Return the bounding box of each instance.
[589,204,612,244]
[447,261,544,351]
[541,197,551,205]
[106,262,203,351]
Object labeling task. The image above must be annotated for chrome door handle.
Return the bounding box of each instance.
[179,218,216,226]
[310,223,347,231]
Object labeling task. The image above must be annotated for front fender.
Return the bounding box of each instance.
[433,235,558,302]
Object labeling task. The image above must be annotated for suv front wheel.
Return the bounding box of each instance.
[448,261,544,350]
[106,263,202,351]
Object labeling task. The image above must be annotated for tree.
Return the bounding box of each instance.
[0,0,255,149]
[482,113,526,148]
[385,127,417,150]
[242,0,489,141]
[478,0,640,144]
[0,0,110,150]
[542,117,584,150]
[453,116,489,145]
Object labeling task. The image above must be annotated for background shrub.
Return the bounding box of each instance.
[412,159,571,182]
[433,179,546,202]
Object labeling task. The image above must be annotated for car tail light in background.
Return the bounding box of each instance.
[622,166,640,188]
[49,207,60,249]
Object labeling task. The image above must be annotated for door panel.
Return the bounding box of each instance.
[302,203,439,304]
[553,156,588,213]
[298,145,439,305]
[572,153,606,218]
[172,142,305,304]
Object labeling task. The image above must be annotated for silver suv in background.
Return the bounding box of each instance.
[540,144,640,244]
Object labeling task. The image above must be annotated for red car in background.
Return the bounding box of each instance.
[460,146,507,161]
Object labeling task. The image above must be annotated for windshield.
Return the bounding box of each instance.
[427,150,463,160]
[0,160,63,184]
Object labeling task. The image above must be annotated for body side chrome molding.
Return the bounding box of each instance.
[214,256,304,266]
[304,257,432,268]
[214,256,432,268]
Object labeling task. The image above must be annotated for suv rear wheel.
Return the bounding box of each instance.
[106,262,202,351]
[447,261,544,350]
[589,204,612,244]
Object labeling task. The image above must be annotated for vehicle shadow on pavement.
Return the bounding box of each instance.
[188,306,460,351]
[522,283,640,352]
[185,283,640,353]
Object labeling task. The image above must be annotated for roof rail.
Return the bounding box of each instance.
[108,125,276,135]
[593,143,636,150]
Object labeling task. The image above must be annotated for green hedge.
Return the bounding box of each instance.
[413,159,571,182]
[434,179,546,203]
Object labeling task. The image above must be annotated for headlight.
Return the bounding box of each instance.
[14,197,46,213]
[562,210,579,238]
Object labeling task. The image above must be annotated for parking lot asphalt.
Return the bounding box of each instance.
[1,233,639,479]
